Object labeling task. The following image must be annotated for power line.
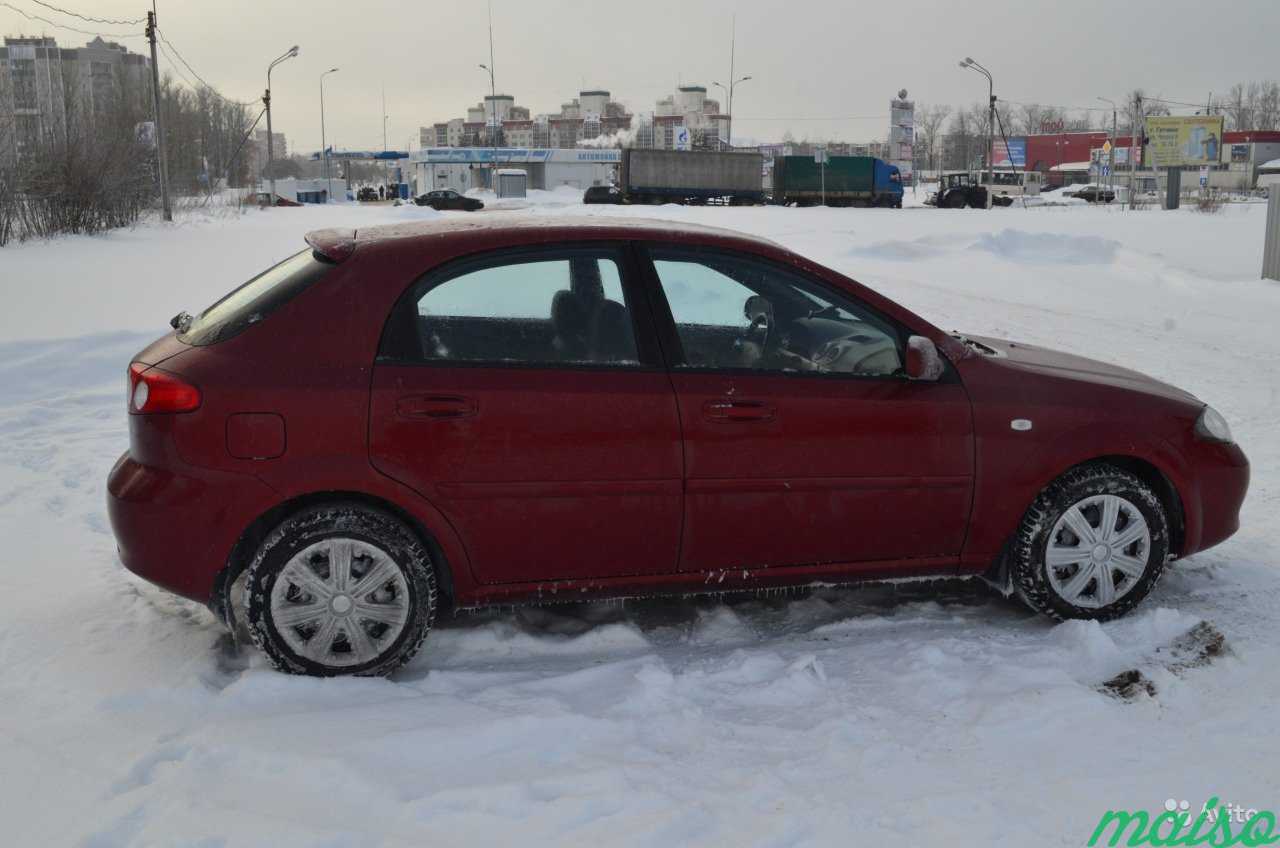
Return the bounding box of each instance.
[23,0,141,25]
[154,37,198,88]
[156,27,256,107]
[0,0,142,38]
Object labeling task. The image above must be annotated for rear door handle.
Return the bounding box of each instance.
[702,399,776,421]
[396,394,477,420]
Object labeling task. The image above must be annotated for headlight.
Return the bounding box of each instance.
[1195,405,1233,443]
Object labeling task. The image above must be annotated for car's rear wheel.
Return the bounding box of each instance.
[1012,463,1169,621]
[245,504,437,677]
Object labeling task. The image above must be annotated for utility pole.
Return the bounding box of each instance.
[264,45,300,205]
[486,0,497,189]
[1129,92,1141,210]
[713,17,752,154]
[320,68,339,202]
[145,9,171,221]
[959,58,995,209]
[382,85,390,194]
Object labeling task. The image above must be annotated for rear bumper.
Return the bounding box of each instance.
[106,452,279,605]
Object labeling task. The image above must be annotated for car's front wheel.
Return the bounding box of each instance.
[245,504,437,676]
[1012,463,1170,621]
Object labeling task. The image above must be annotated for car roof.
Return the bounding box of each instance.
[306,217,790,274]
[349,216,781,252]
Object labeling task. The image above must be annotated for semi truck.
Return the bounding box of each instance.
[616,149,765,205]
[771,156,904,208]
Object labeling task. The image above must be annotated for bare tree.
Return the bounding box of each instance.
[1224,83,1250,131]
[914,104,951,172]
[1255,82,1280,130]
[946,108,974,170]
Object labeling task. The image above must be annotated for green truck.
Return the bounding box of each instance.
[770,155,904,208]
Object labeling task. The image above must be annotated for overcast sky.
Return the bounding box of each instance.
[6,0,1279,153]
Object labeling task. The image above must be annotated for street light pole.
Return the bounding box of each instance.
[713,76,752,151]
[479,63,496,189]
[264,45,300,204]
[320,67,339,203]
[960,57,994,209]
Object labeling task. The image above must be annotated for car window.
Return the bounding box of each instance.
[404,253,639,366]
[651,251,904,377]
[179,249,333,346]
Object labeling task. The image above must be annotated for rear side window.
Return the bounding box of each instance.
[383,250,640,366]
[179,249,333,346]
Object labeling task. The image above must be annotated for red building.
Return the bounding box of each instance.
[1025,130,1280,172]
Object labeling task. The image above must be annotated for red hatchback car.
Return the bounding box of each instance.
[108,218,1248,676]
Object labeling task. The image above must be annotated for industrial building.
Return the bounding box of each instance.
[0,36,151,162]
[408,147,619,195]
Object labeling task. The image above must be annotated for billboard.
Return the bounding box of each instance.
[1145,116,1225,167]
[1091,146,1140,167]
[991,138,1027,169]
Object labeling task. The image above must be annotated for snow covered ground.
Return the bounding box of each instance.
[2,196,1279,846]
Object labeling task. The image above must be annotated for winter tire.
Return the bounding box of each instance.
[1012,463,1169,622]
[245,504,437,677]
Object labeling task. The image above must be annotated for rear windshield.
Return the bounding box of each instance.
[179,249,333,345]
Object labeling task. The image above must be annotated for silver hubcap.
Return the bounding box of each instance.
[1045,494,1151,608]
[269,538,411,668]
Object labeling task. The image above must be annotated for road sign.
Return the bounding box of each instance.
[1102,165,1110,177]
[1199,165,1209,187]
[814,149,828,164]
[1102,140,1112,154]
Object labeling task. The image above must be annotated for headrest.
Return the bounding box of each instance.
[551,289,589,335]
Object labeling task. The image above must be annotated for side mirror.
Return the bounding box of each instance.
[905,335,945,381]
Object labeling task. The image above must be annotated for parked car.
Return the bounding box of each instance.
[356,186,378,202]
[414,189,484,211]
[1071,186,1117,204]
[583,185,625,205]
[109,218,1248,677]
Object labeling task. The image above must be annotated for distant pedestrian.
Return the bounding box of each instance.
[379,184,386,200]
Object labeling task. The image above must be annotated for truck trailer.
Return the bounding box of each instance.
[771,155,904,208]
[617,149,765,205]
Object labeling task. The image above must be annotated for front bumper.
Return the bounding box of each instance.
[1183,440,1250,556]
[106,452,279,604]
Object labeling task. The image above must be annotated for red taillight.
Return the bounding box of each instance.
[128,362,201,414]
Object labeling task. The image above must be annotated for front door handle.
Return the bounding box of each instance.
[396,394,477,420]
[703,399,776,422]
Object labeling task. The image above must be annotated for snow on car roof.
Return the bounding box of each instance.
[1260,158,1280,171]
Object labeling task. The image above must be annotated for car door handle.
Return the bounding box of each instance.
[396,395,477,420]
[702,399,776,421]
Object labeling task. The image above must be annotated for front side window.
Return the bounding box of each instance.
[651,251,903,377]
[399,252,639,366]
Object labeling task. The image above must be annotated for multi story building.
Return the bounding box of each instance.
[248,128,287,178]
[0,35,151,161]
[421,90,632,150]
[640,85,729,150]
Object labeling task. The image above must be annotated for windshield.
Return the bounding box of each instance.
[178,249,333,346]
